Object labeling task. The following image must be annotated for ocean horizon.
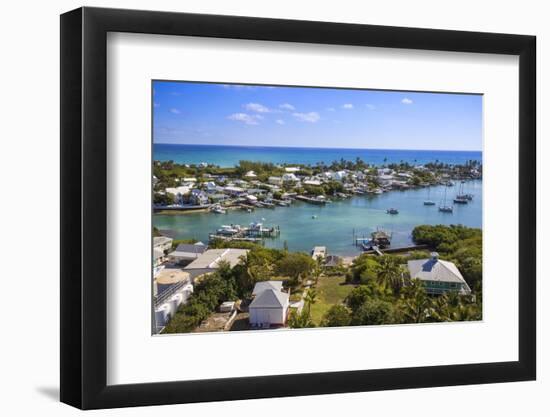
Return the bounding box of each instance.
[153,143,482,168]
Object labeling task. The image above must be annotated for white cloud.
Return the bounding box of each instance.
[342,103,354,109]
[279,103,295,111]
[326,107,336,112]
[292,112,320,123]
[227,113,262,125]
[244,102,270,113]
[276,119,285,125]
[401,98,413,104]
[366,104,376,110]
[153,102,160,108]
[169,108,180,114]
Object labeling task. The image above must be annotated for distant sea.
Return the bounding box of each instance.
[153,143,482,168]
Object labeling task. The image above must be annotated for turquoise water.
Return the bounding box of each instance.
[154,144,482,168]
[153,180,482,256]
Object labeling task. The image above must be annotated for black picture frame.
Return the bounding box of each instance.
[60,6,536,410]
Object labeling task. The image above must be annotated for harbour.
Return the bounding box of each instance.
[154,179,482,255]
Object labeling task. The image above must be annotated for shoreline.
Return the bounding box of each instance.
[153,179,482,256]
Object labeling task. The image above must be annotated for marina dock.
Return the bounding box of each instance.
[295,195,328,205]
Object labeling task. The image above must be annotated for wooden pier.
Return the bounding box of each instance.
[296,195,327,205]
[362,244,430,256]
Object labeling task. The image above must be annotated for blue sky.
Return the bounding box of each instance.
[153,81,482,151]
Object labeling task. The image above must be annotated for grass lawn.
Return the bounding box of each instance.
[309,276,356,325]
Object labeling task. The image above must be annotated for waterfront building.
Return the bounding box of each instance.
[223,186,245,196]
[165,186,192,203]
[190,189,209,205]
[153,236,173,253]
[311,246,327,260]
[407,252,472,295]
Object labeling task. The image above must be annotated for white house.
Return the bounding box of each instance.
[252,280,283,296]
[268,176,283,186]
[223,186,245,196]
[333,171,347,181]
[396,172,413,180]
[165,186,192,204]
[282,173,299,182]
[284,167,301,173]
[183,248,249,280]
[249,287,289,327]
[244,170,257,178]
[311,246,327,260]
[378,174,395,186]
[407,253,472,295]
[153,236,173,253]
[377,168,393,175]
[303,179,322,186]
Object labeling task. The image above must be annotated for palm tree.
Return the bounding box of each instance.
[430,294,453,322]
[313,256,324,284]
[450,303,481,321]
[400,279,432,323]
[376,256,403,295]
[304,289,318,316]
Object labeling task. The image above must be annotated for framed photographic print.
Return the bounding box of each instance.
[60,7,536,410]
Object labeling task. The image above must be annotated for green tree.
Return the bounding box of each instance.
[351,299,395,325]
[399,279,432,323]
[276,252,315,287]
[304,289,318,316]
[375,256,403,295]
[345,286,373,312]
[288,309,315,328]
[322,305,352,327]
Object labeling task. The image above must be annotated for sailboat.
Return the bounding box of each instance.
[454,182,468,204]
[439,186,453,213]
[423,187,435,206]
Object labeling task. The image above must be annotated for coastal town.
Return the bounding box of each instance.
[152,158,483,334]
[150,81,483,335]
[154,158,481,215]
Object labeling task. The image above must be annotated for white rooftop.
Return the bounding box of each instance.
[407,256,468,285]
[252,281,283,296]
[184,249,249,270]
[249,288,289,309]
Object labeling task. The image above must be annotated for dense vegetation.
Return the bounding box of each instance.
[163,224,482,333]
[163,244,317,333]
[412,224,482,292]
